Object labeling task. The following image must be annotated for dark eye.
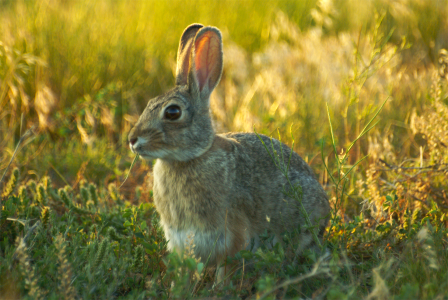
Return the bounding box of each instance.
[164,105,182,120]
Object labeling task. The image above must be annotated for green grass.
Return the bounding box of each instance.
[1,0,448,299]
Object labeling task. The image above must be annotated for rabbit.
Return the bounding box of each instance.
[128,24,330,284]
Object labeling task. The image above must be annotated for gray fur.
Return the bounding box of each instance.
[128,24,330,283]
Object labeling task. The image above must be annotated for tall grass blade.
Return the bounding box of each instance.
[346,98,388,156]
[119,154,139,189]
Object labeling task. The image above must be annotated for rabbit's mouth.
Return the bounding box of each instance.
[129,138,154,160]
[133,147,173,161]
[131,146,157,160]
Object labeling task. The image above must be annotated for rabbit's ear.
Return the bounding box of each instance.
[189,27,223,100]
[176,24,204,86]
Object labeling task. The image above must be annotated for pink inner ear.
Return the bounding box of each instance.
[194,32,220,92]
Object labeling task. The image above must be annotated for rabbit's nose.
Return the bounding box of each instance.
[130,138,138,146]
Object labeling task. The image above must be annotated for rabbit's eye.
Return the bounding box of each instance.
[164,105,182,120]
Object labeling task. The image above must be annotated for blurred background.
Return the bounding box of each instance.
[0,0,447,192]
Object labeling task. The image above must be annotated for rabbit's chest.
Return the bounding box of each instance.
[152,160,227,231]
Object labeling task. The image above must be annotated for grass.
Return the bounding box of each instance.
[1,0,448,299]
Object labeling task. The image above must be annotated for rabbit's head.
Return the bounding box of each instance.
[128,24,223,161]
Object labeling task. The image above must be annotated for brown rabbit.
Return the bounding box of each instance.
[128,24,330,283]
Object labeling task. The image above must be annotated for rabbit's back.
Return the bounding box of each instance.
[223,132,329,238]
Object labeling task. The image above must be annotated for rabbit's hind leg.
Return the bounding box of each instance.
[215,219,250,286]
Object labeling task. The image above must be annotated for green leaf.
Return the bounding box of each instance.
[141,241,153,249]
[123,221,133,227]
[240,250,253,260]
[185,258,196,271]
[140,221,147,230]
[139,203,152,211]
[134,231,144,239]
[197,262,204,274]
